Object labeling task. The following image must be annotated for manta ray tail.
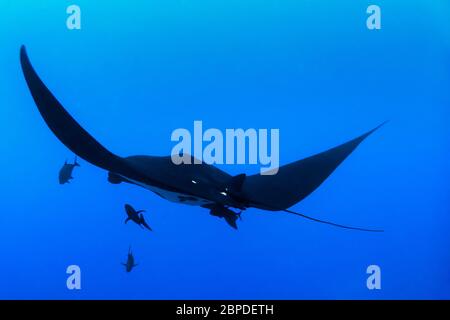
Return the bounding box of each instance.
[283,209,383,232]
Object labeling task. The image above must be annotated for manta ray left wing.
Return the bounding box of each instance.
[20,45,126,173]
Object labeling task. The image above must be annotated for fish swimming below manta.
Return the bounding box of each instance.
[19,45,386,232]
[58,157,80,184]
[122,246,138,273]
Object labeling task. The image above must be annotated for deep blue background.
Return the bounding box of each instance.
[0,0,449,299]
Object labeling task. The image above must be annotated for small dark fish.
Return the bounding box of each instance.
[124,204,152,231]
[207,204,242,230]
[58,157,80,184]
[121,246,138,272]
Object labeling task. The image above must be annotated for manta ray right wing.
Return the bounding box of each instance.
[20,45,126,173]
[240,124,386,232]
[241,123,385,212]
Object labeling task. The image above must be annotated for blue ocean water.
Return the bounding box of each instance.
[0,0,449,299]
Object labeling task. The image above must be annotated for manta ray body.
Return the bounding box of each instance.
[20,46,384,231]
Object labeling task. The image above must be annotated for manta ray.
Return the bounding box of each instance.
[20,45,385,232]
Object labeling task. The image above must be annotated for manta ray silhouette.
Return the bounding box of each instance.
[20,45,385,232]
